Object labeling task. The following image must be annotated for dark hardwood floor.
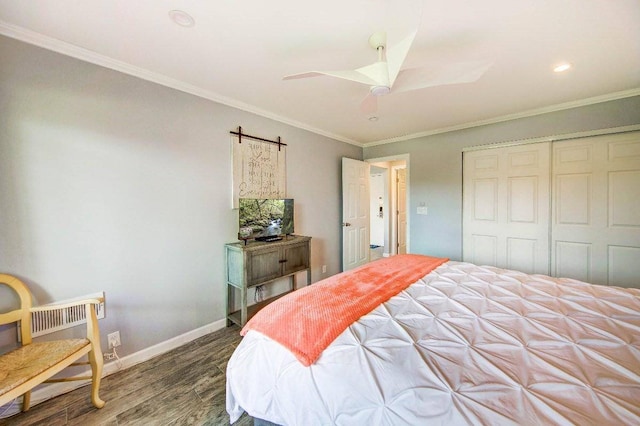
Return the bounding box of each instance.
[0,326,253,425]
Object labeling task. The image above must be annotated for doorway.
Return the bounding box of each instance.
[367,155,409,258]
[369,166,387,261]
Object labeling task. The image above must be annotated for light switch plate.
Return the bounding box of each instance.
[417,206,428,215]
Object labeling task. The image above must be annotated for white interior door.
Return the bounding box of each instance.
[396,168,407,254]
[552,132,640,287]
[342,158,370,271]
[463,142,550,274]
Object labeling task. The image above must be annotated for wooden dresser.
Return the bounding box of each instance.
[225,235,311,326]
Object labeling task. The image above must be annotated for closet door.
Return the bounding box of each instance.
[552,132,640,287]
[463,142,550,274]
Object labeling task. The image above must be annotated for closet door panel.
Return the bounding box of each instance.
[555,144,593,169]
[555,241,592,283]
[473,178,498,221]
[556,174,591,225]
[470,235,498,266]
[552,132,640,288]
[463,143,550,274]
[508,176,538,223]
[609,171,640,228]
[608,246,640,287]
[507,237,537,273]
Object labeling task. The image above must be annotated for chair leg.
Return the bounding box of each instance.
[88,349,105,409]
[22,390,31,411]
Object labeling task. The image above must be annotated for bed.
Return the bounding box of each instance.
[226,255,640,425]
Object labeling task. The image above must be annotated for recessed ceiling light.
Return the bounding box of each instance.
[169,10,195,27]
[553,63,572,73]
[368,116,379,122]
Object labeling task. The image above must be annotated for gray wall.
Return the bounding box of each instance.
[364,96,640,260]
[0,35,361,355]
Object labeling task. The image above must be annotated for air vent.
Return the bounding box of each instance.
[19,292,105,339]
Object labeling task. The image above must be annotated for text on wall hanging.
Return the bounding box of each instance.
[231,126,287,208]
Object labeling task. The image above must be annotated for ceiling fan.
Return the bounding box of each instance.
[283,30,492,115]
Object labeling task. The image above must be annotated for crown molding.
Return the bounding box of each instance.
[0,21,362,147]
[363,88,640,147]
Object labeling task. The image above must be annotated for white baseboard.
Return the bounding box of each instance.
[0,319,228,418]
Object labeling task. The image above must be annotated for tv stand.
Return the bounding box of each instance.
[225,235,311,326]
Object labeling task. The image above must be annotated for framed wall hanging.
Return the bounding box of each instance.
[230,126,286,208]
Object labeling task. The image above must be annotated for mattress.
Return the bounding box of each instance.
[226,261,640,425]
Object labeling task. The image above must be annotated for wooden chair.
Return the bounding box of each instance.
[0,274,105,412]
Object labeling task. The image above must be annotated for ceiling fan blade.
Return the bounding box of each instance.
[386,29,418,87]
[360,93,378,115]
[354,61,389,87]
[283,69,379,86]
[392,61,493,93]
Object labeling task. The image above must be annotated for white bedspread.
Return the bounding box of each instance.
[226,261,640,425]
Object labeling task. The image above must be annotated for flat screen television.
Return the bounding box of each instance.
[238,198,294,241]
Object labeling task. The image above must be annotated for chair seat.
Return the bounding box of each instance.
[0,339,89,396]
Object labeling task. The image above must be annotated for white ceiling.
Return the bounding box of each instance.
[1,0,639,147]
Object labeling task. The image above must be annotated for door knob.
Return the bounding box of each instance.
[343,222,351,227]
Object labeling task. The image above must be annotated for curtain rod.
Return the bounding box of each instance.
[230,126,287,151]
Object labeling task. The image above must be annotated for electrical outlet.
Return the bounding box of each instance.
[322,265,327,274]
[107,331,121,349]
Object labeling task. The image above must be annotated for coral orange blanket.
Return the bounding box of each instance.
[241,254,448,366]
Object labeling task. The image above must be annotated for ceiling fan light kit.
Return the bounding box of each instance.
[370,86,391,96]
